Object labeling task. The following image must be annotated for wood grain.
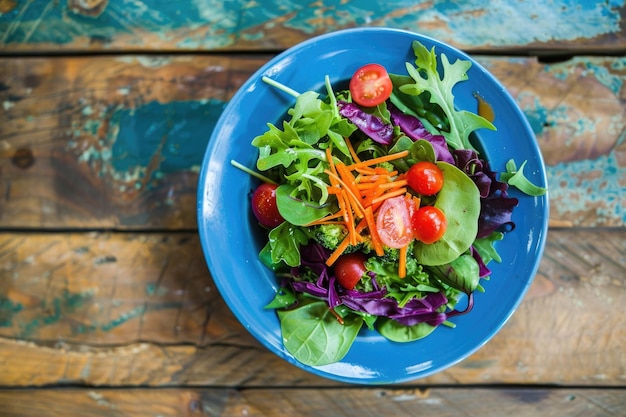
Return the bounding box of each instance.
[1,55,624,228]
[0,229,624,387]
[0,388,624,417]
[0,0,624,54]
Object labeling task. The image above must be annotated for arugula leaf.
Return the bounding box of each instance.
[267,222,308,267]
[500,159,547,196]
[253,77,357,207]
[473,232,504,264]
[400,41,496,152]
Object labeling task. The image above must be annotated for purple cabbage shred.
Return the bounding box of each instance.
[388,103,454,164]
[291,242,450,327]
[452,149,519,238]
[337,101,394,145]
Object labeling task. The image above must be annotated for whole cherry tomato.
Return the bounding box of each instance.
[349,63,393,107]
[334,252,368,290]
[412,206,447,244]
[406,161,444,196]
[251,183,284,228]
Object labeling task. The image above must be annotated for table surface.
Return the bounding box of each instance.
[0,1,625,416]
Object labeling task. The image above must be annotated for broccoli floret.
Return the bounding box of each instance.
[312,224,375,254]
[379,240,415,263]
[312,224,347,250]
[376,161,396,173]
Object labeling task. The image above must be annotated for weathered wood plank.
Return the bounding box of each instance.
[0,0,624,53]
[1,55,624,228]
[0,388,624,417]
[0,229,624,387]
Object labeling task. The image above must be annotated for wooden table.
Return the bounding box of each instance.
[0,1,625,415]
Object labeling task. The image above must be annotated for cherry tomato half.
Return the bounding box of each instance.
[349,63,393,107]
[376,196,416,249]
[406,161,444,196]
[334,252,368,290]
[412,206,447,244]
[251,183,284,228]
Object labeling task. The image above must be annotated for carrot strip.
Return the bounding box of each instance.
[355,167,378,176]
[325,170,365,216]
[345,136,362,164]
[305,211,346,226]
[398,244,408,278]
[378,179,408,190]
[364,206,384,256]
[355,217,368,234]
[370,187,407,206]
[336,164,362,200]
[326,236,352,266]
[325,147,337,175]
[347,150,409,170]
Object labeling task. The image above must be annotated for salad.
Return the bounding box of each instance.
[233,40,546,367]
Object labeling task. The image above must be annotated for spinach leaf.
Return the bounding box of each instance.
[400,41,496,152]
[428,253,481,295]
[264,286,297,309]
[414,162,481,266]
[388,137,437,172]
[377,318,436,342]
[278,299,363,366]
[267,222,309,267]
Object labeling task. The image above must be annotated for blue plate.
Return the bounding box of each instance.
[197,28,548,384]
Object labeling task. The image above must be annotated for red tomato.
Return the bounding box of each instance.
[334,252,368,290]
[412,206,447,244]
[251,183,284,228]
[406,161,444,196]
[349,63,393,107]
[375,196,416,249]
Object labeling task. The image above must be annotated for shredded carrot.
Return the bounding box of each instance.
[318,146,414,264]
[370,187,407,206]
[345,136,361,164]
[355,167,378,176]
[347,150,409,170]
[398,244,408,278]
[326,236,352,266]
[325,147,338,176]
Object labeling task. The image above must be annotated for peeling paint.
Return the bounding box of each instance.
[546,150,626,226]
[0,0,622,48]
[15,289,95,336]
[100,305,146,331]
[546,57,626,95]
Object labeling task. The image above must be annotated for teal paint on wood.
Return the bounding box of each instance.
[16,289,94,337]
[546,150,626,226]
[0,0,623,49]
[100,305,146,332]
[110,99,224,175]
[0,297,23,327]
[72,98,225,187]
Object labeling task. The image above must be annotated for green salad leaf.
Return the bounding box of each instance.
[399,41,496,152]
[266,222,308,267]
[278,299,363,366]
[377,319,437,343]
[501,159,547,196]
[414,162,481,266]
